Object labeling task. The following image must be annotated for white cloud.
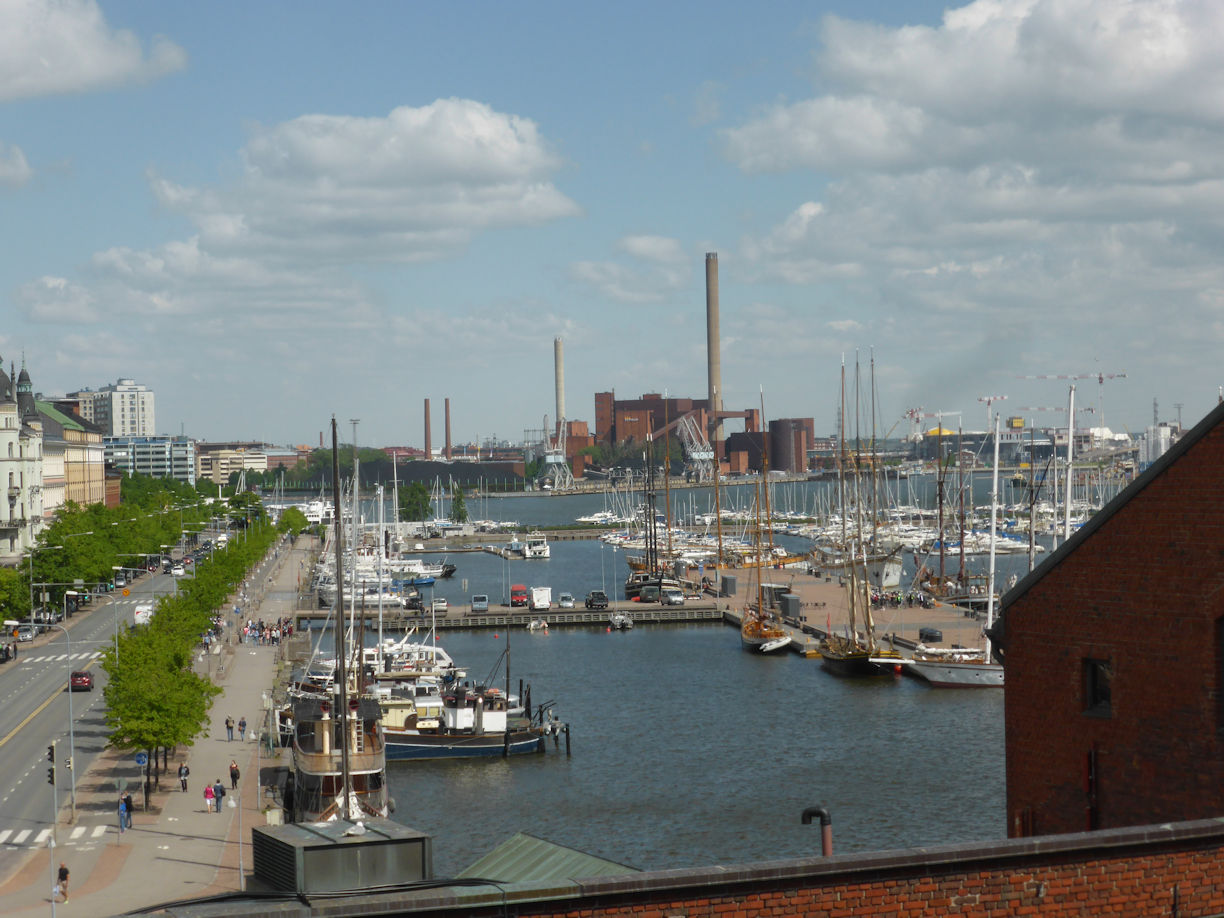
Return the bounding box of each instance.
[0,141,32,186]
[0,0,186,102]
[17,275,99,322]
[726,0,1224,368]
[571,234,691,303]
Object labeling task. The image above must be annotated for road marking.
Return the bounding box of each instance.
[91,825,106,838]
[34,829,50,844]
[0,830,10,844]
[70,826,85,839]
[12,830,30,844]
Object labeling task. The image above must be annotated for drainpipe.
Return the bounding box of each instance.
[801,806,833,856]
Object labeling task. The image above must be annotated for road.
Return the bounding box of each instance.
[0,565,188,873]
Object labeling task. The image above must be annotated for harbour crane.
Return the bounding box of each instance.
[1017,370,1126,432]
[977,395,1007,430]
[903,407,962,442]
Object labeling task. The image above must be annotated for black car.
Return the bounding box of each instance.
[585,590,609,610]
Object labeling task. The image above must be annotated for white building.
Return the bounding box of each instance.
[69,378,156,437]
[105,435,196,485]
[1139,424,1177,467]
[0,361,44,563]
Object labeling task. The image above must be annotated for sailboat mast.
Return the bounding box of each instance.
[986,413,1000,658]
[664,401,673,560]
[759,389,775,564]
[329,418,352,821]
[1064,385,1075,543]
[837,358,856,637]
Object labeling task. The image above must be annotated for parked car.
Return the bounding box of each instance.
[558,592,575,609]
[660,588,685,606]
[114,574,126,588]
[16,623,35,642]
[510,584,529,607]
[585,590,609,610]
[70,671,93,692]
[637,585,661,603]
[431,598,449,613]
[470,594,489,613]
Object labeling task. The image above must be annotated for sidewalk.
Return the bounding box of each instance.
[0,532,317,916]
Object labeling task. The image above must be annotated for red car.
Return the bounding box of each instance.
[70,671,93,692]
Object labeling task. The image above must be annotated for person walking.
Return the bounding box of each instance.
[203,782,215,813]
[213,779,226,811]
[56,862,69,902]
[178,761,189,792]
[229,760,240,790]
[238,716,247,742]
[123,791,134,828]
[225,715,235,741]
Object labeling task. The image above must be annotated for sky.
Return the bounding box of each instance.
[2,0,1222,449]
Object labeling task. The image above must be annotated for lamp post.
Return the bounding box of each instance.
[46,624,76,823]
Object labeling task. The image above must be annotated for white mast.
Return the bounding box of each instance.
[986,413,1001,659]
[1064,385,1075,543]
[376,484,384,660]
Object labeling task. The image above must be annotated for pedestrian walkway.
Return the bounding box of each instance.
[0,532,318,916]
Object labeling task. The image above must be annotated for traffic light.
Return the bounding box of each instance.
[46,744,54,763]
[47,767,54,785]
[64,757,73,771]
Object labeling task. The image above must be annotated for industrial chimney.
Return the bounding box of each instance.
[424,398,432,460]
[554,336,566,429]
[444,398,452,460]
[705,253,723,455]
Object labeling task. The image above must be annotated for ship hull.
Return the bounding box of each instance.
[384,728,545,760]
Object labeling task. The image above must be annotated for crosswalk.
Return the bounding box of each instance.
[0,824,111,848]
[18,651,102,664]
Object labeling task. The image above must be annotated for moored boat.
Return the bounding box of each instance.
[290,693,390,822]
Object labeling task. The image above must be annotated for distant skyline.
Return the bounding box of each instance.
[4,0,1222,447]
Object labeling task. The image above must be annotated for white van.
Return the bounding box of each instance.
[134,604,154,625]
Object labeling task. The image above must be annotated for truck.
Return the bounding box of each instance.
[510,584,529,607]
[529,586,552,611]
[134,603,154,625]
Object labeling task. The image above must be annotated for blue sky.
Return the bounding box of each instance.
[3,0,1221,447]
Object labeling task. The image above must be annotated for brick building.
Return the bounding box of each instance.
[995,399,1224,838]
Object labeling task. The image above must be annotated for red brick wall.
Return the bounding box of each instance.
[388,821,1224,916]
[1003,416,1224,837]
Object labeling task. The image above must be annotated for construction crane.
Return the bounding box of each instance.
[903,408,962,442]
[539,414,575,492]
[977,395,1007,430]
[1017,371,1126,431]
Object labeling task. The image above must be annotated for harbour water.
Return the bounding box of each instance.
[318,481,1039,878]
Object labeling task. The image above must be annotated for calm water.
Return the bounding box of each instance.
[330,501,1015,878]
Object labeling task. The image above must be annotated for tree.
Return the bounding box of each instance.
[450,483,468,523]
[277,506,309,535]
[399,482,431,521]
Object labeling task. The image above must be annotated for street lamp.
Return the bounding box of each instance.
[46,623,76,823]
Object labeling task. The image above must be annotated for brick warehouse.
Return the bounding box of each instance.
[995,398,1224,838]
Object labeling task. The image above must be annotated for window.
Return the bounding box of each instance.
[1083,658,1112,717]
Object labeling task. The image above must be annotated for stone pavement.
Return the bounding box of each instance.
[0,532,318,917]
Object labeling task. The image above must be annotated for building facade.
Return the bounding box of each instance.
[38,401,106,508]
[68,378,156,437]
[0,361,44,563]
[996,400,1224,838]
[105,435,196,485]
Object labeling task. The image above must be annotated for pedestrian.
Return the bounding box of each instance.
[203,782,215,813]
[178,762,189,792]
[213,779,226,810]
[229,760,240,790]
[56,862,69,902]
[238,716,247,741]
[117,794,127,833]
[225,715,235,741]
[123,791,134,828]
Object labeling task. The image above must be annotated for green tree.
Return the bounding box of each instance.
[277,505,309,535]
[450,483,468,523]
[399,482,431,521]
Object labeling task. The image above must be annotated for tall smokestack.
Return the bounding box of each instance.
[705,253,723,454]
[554,336,566,425]
[424,398,432,460]
[444,398,452,460]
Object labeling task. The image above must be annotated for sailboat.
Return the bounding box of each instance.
[821,356,903,677]
[903,413,1005,688]
[291,419,390,821]
[740,398,792,654]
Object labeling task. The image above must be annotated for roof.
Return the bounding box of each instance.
[35,400,103,435]
[456,832,638,883]
[1002,397,1224,613]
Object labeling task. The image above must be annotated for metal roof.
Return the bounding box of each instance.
[456,832,638,883]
